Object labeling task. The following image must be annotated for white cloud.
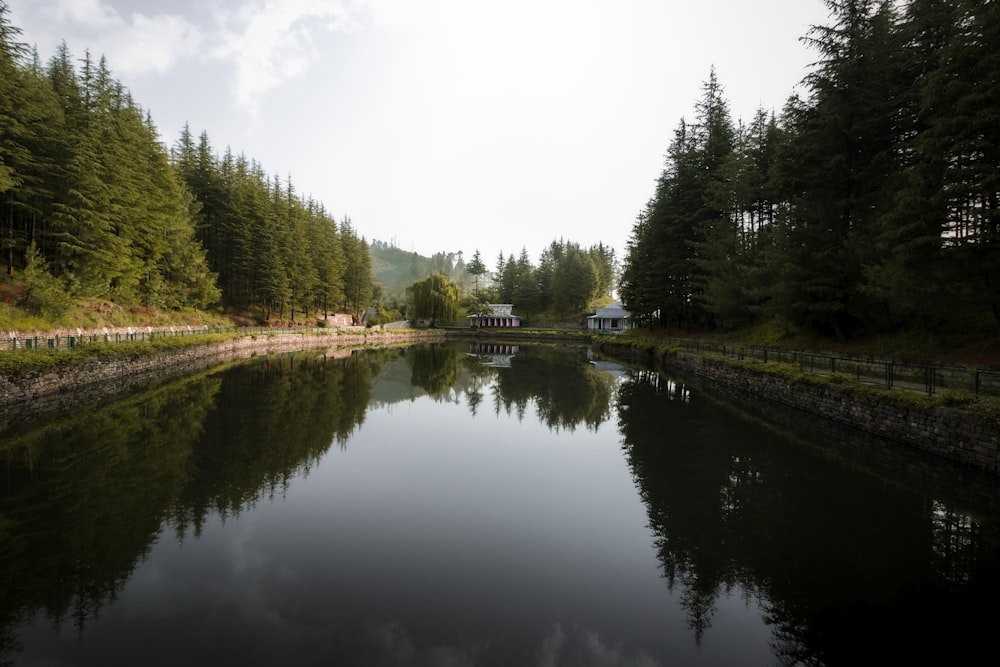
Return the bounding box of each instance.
[25,0,203,78]
[109,13,203,76]
[534,623,661,667]
[19,0,363,110]
[209,0,361,111]
[40,0,121,29]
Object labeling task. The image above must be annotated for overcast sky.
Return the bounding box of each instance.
[6,0,831,265]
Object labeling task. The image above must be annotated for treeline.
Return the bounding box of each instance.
[621,0,1000,340]
[478,240,616,317]
[172,127,373,321]
[0,4,372,321]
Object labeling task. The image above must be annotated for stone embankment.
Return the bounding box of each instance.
[595,340,1000,477]
[0,330,443,433]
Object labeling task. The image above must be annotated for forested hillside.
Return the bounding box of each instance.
[369,240,470,298]
[621,0,999,341]
[373,239,617,323]
[0,4,372,324]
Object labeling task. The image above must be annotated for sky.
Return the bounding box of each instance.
[6,0,832,266]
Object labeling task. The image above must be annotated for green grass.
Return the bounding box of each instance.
[0,333,233,379]
[698,353,1000,425]
[621,322,1000,367]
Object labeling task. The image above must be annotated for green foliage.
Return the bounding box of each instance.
[367,306,403,327]
[18,243,71,317]
[0,6,373,323]
[340,219,373,321]
[466,249,487,295]
[370,241,470,299]
[465,292,494,318]
[621,0,1000,341]
[408,272,460,326]
[489,240,616,318]
[0,333,231,379]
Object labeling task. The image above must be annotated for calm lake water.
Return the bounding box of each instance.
[1,342,998,666]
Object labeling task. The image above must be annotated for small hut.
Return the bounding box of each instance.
[587,303,631,333]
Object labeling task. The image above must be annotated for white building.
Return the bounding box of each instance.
[587,303,631,333]
[468,304,521,328]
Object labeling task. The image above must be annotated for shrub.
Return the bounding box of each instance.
[19,243,72,318]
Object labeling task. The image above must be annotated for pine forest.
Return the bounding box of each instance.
[621,0,999,341]
[0,4,372,325]
[3,0,998,340]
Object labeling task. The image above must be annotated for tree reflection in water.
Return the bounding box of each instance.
[0,348,390,664]
[617,366,1000,665]
[2,345,999,665]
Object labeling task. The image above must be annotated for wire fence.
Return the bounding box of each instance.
[659,338,1000,398]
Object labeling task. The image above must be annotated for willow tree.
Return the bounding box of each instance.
[408,272,459,326]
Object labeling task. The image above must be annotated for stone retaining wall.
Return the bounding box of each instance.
[0,330,443,433]
[596,341,1000,477]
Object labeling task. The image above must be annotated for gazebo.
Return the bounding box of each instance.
[468,304,521,328]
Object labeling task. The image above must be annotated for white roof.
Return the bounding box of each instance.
[469,304,516,318]
[589,303,630,319]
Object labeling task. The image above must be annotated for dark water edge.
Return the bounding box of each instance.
[659,354,1000,510]
[613,361,1000,665]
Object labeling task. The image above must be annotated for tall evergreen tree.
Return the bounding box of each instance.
[552,243,597,314]
[910,0,1000,328]
[621,69,735,331]
[466,249,487,296]
[768,0,903,338]
[341,218,372,321]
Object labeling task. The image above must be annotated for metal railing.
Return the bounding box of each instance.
[6,325,999,398]
[655,338,1000,398]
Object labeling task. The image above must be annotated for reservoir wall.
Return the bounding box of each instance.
[596,340,1000,477]
[0,330,443,434]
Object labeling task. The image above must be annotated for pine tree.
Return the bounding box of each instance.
[341,218,372,321]
[466,249,487,296]
[696,110,782,329]
[767,0,903,339]
[912,0,1000,329]
[621,70,735,332]
[552,243,597,314]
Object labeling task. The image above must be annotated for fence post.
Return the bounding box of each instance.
[975,370,980,397]
[926,366,935,395]
[886,361,894,390]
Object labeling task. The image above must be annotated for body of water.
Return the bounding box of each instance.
[1,343,998,665]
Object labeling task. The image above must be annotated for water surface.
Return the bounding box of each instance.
[1,343,997,666]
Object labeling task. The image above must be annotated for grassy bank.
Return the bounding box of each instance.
[0,333,235,379]
[619,323,1000,368]
[0,292,232,333]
